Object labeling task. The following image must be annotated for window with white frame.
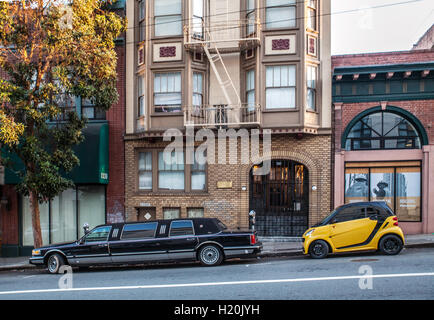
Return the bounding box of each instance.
[246,69,255,111]
[158,150,185,190]
[192,72,203,113]
[266,0,296,29]
[306,65,317,111]
[307,0,317,30]
[192,0,204,38]
[154,72,182,112]
[139,0,146,41]
[154,0,182,37]
[138,75,145,117]
[138,151,152,190]
[246,0,255,35]
[265,65,296,109]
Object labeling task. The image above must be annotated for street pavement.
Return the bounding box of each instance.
[0,247,433,300]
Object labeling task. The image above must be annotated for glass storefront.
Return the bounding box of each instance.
[345,162,421,222]
[22,185,105,246]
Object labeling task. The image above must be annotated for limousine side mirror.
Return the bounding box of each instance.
[83,223,90,235]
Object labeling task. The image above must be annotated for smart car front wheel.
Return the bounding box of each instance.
[309,240,329,259]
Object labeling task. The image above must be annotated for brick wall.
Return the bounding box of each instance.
[125,133,332,229]
[106,43,126,224]
[332,50,434,69]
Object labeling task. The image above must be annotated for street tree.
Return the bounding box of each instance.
[0,0,126,248]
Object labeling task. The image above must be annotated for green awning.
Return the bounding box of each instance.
[3,121,109,185]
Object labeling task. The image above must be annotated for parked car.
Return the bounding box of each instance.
[302,201,405,259]
[29,218,262,274]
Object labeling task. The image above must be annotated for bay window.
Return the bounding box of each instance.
[266,0,296,29]
[246,69,255,111]
[154,72,182,113]
[154,0,182,37]
[265,65,296,109]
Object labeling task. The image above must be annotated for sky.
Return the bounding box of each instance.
[331,0,434,55]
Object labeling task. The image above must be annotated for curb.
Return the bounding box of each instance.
[0,243,432,271]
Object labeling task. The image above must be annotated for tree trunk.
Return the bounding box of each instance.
[29,190,43,249]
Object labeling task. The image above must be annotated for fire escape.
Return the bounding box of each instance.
[183,0,262,128]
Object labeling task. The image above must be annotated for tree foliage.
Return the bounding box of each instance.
[0,0,126,248]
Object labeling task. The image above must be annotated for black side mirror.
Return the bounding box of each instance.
[369,215,378,220]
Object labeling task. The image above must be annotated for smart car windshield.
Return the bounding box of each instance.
[314,208,339,227]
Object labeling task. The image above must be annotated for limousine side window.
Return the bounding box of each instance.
[169,220,194,237]
[85,226,112,243]
[121,222,158,240]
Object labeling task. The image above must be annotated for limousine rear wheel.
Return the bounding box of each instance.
[198,245,223,266]
[46,253,65,274]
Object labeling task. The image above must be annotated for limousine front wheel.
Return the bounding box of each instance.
[198,245,223,266]
[46,253,65,274]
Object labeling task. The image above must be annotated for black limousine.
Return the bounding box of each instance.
[29,218,262,274]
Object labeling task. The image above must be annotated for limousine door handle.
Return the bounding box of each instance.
[186,237,196,241]
[98,244,108,247]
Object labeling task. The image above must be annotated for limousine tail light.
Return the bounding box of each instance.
[250,234,257,245]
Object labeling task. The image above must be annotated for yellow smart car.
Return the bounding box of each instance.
[303,201,405,259]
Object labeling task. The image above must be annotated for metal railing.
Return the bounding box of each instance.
[184,19,261,49]
[184,104,261,128]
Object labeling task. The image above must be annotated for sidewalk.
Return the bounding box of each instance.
[0,234,433,271]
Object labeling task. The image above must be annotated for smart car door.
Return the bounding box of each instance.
[329,206,376,249]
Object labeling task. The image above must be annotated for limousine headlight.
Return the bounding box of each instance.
[32,249,41,256]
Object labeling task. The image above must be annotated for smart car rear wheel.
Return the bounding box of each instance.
[46,253,65,274]
[379,234,403,255]
[309,240,329,259]
[198,245,223,266]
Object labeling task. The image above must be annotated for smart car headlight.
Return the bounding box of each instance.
[304,229,315,237]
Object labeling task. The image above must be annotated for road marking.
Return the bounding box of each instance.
[0,272,433,295]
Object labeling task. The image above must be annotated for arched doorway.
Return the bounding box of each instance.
[249,159,309,237]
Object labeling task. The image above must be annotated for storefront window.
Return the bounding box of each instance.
[78,185,106,238]
[344,168,369,203]
[396,167,421,222]
[370,167,394,211]
[22,199,49,246]
[345,163,421,222]
[22,185,106,246]
[51,189,77,244]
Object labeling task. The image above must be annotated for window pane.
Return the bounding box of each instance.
[159,171,185,189]
[22,197,49,246]
[78,185,105,238]
[85,226,111,243]
[188,208,204,218]
[164,208,180,219]
[139,172,152,190]
[169,220,194,236]
[266,6,296,28]
[121,223,158,239]
[51,189,77,244]
[307,88,315,110]
[155,0,181,16]
[191,171,206,190]
[396,167,421,221]
[266,87,295,109]
[155,15,182,36]
[345,168,369,203]
[370,168,394,210]
[139,152,152,170]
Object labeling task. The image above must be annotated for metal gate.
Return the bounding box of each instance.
[249,160,309,237]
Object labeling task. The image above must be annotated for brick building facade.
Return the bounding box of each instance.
[124,0,333,236]
[332,49,434,234]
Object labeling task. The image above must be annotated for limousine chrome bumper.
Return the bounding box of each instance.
[223,244,262,258]
[29,257,45,265]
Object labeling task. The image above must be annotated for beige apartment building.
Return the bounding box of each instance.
[124,0,332,237]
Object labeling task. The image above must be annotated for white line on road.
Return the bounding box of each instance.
[0,272,433,295]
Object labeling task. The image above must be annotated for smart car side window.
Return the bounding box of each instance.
[331,207,366,224]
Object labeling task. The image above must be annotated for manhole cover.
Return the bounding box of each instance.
[350,258,379,262]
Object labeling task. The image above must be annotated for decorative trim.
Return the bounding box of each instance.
[159,46,176,58]
[272,39,290,50]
